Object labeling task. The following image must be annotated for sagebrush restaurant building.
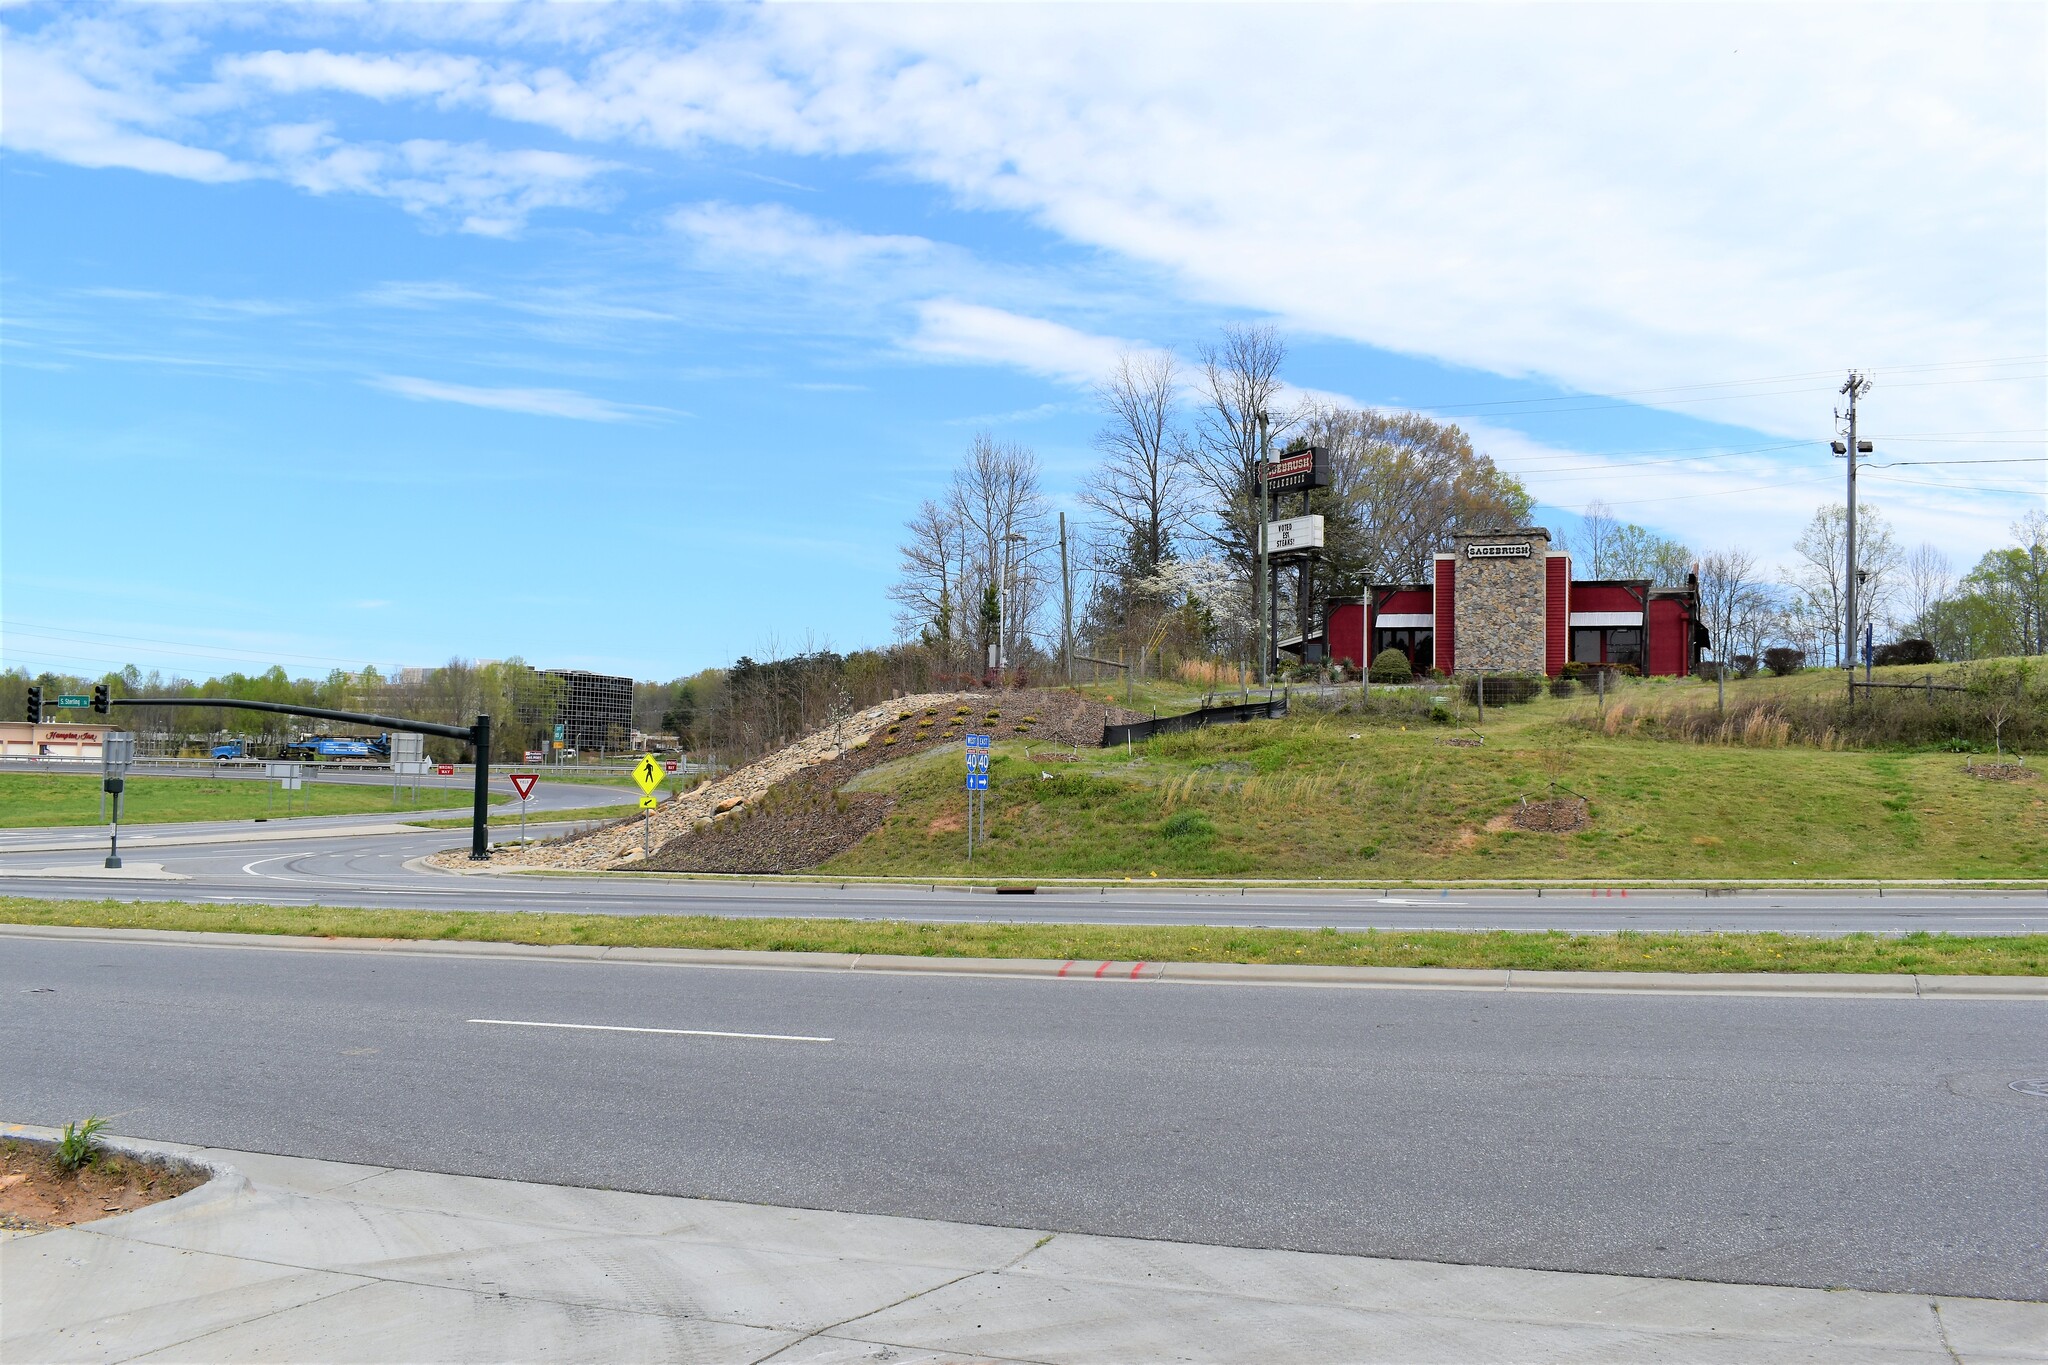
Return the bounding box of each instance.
[1322,527,1706,678]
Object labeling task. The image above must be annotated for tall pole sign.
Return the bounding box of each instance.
[964,732,991,859]
[631,753,664,860]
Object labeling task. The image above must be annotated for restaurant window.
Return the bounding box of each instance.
[1374,628,1433,673]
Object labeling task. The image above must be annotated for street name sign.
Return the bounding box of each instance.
[56,694,91,708]
[509,773,538,801]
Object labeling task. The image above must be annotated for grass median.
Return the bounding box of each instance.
[2,895,2041,975]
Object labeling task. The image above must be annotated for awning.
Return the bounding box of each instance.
[1372,613,1433,628]
[1569,612,1643,627]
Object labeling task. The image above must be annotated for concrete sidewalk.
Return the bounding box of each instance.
[4,1127,2042,1364]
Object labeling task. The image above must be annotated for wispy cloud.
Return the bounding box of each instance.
[907,301,1136,386]
[368,374,667,422]
[667,202,936,274]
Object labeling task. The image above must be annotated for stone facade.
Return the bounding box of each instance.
[1449,527,1551,674]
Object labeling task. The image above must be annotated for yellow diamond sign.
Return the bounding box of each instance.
[639,795,658,810]
[632,754,664,795]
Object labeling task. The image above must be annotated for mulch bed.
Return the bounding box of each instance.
[1964,762,2036,782]
[639,689,1144,874]
[1,1140,204,1234]
[1508,797,1591,833]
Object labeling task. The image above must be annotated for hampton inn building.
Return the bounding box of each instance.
[1324,527,1707,678]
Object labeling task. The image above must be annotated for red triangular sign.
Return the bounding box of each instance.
[509,773,538,800]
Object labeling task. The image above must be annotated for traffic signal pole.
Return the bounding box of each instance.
[109,697,495,859]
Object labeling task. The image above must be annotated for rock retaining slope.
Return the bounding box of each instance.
[436,689,1140,873]
[437,692,974,872]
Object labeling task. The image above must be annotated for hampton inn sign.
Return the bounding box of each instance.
[1319,527,1707,678]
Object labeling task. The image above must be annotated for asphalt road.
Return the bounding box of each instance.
[0,820,2042,934]
[4,931,2043,1299]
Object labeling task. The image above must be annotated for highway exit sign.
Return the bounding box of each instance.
[56,694,90,708]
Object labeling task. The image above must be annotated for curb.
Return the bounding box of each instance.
[3,923,2044,998]
[1,1122,248,1226]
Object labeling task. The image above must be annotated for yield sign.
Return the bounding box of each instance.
[509,773,539,801]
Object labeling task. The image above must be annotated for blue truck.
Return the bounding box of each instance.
[211,735,391,763]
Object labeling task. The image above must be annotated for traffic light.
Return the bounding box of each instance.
[92,684,110,714]
[25,686,41,723]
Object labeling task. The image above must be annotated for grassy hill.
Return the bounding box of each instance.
[824,665,2046,882]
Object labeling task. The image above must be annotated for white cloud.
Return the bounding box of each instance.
[907,301,1137,386]
[0,29,251,182]
[263,123,617,234]
[667,201,936,273]
[218,48,484,101]
[368,374,654,422]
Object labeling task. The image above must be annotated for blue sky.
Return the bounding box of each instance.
[4,2,2042,682]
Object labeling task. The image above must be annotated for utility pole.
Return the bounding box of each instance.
[1058,512,1073,686]
[1835,371,1873,670]
[1256,410,1271,686]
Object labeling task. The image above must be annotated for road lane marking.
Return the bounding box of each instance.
[468,1018,833,1042]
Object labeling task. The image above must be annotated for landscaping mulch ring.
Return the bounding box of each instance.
[1506,796,1591,834]
[0,1139,205,1234]
[1964,762,2036,782]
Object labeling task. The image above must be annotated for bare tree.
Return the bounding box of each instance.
[888,498,965,655]
[1083,350,1194,581]
[1791,502,1901,666]
[1182,323,1296,569]
[1697,548,1762,707]
[1572,501,1621,577]
[1902,543,1953,637]
[948,432,1052,671]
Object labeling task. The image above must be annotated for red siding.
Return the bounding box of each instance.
[1569,583,1647,613]
[1379,588,1432,615]
[1433,558,1455,673]
[1545,557,1569,676]
[1328,603,1364,670]
[1648,597,1693,677]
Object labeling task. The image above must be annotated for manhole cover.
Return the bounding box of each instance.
[2010,1079,2048,1099]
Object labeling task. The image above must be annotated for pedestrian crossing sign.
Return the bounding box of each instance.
[632,754,664,794]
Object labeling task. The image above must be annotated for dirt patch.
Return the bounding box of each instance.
[1437,737,1484,748]
[927,812,965,834]
[1,1139,205,1234]
[1507,797,1591,833]
[637,688,1145,874]
[1964,762,2036,782]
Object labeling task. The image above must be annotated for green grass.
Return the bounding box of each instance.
[0,772,502,828]
[822,684,2048,881]
[2,895,2041,975]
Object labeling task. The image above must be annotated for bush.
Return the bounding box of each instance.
[1549,676,1577,698]
[1461,673,1543,705]
[1429,695,1454,724]
[1732,655,1759,679]
[1560,660,1591,680]
[1763,647,1805,676]
[56,1116,107,1172]
[1369,648,1413,683]
[1873,638,1938,667]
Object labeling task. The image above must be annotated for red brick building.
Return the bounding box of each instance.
[1320,527,1705,677]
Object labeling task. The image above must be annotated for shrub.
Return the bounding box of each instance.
[56,1116,107,1172]
[1461,673,1543,705]
[1369,648,1413,683]
[1429,695,1454,724]
[1873,638,1938,667]
[1549,676,1577,698]
[1732,655,1759,678]
[1561,660,1591,680]
[1763,647,1805,676]
[1614,663,1641,678]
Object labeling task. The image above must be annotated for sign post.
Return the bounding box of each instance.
[964,733,992,860]
[101,731,134,869]
[509,772,539,845]
[631,754,664,859]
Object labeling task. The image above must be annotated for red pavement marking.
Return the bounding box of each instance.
[1130,962,1148,979]
[1057,961,1073,977]
[1094,962,1111,978]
